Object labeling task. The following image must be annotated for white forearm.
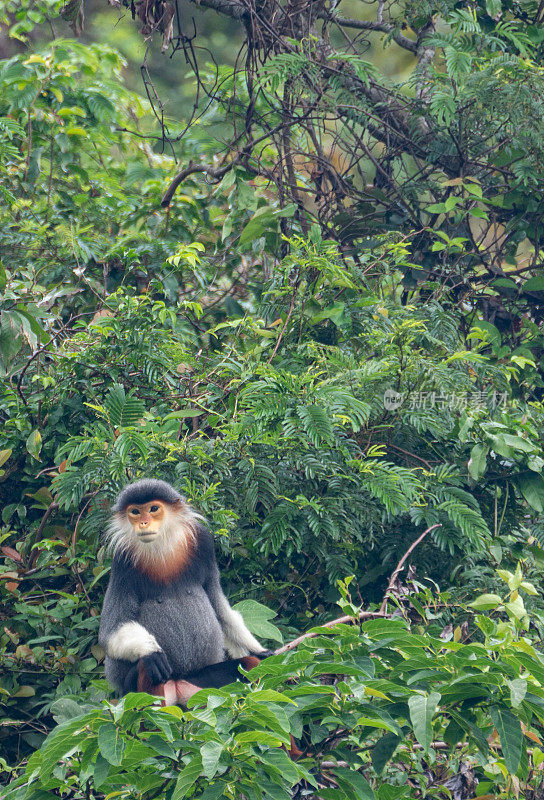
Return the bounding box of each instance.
[105,621,160,661]
[216,594,264,657]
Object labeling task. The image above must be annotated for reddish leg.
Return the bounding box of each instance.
[174,680,201,705]
[138,655,264,706]
[137,661,201,706]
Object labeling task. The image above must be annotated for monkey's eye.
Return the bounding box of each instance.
[150,505,160,513]
[129,508,140,516]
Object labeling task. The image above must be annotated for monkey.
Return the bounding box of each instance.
[133,654,266,705]
[98,479,266,704]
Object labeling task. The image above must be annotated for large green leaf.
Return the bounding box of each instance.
[522,276,544,293]
[172,756,203,800]
[200,741,224,779]
[517,473,544,513]
[371,733,400,774]
[233,600,283,643]
[39,713,98,781]
[489,706,523,775]
[408,692,440,753]
[97,722,126,766]
[468,443,488,481]
[333,766,376,800]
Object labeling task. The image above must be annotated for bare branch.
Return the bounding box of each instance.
[323,14,417,53]
[161,160,234,207]
[379,524,441,613]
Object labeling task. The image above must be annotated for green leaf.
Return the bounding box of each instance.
[199,784,225,800]
[517,473,544,513]
[508,678,527,708]
[260,749,300,785]
[26,429,42,460]
[469,320,501,344]
[50,697,92,724]
[0,312,23,364]
[500,434,536,453]
[260,779,292,800]
[332,766,376,800]
[163,408,202,420]
[505,594,527,621]
[450,711,489,756]
[468,443,488,481]
[200,741,223,779]
[468,207,488,219]
[239,205,296,247]
[468,593,502,610]
[522,276,544,293]
[97,722,126,766]
[297,403,334,446]
[486,0,502,18]
[371,733,400,774]
[121,692,159,711]
[93,754,110,788]
[520,580,538,596]
[250,690,296,705]
[489,706,523,775]
[356,713,401,736]
[245,702,291,736]
[425,202,447,213]
[444,195,459,212]
[408,692,440,753]
[172,756,203,800]
[146,734,178,759]
[232,600,283,643]
[40,713,97,781]
[239,208,275,245]
[0,448,12,468]
[443,717,464,746]
[104,383,145,427]
[235,730,289,746]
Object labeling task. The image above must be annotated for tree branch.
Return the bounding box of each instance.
[27,502,59,569]
[379,523,441,613]
[274,524,441,655]
[323,14,417,53]
[161,160,234,207]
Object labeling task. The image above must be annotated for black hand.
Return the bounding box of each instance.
[141,651,172,684]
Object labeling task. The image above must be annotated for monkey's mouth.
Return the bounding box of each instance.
[138,531,159,543]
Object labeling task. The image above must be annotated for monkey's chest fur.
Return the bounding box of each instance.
[104,556,225,690]
[138,579,225,671]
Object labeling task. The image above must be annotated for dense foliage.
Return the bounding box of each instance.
[3,0,544,797]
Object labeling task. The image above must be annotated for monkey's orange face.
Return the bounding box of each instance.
[127,500,167,542]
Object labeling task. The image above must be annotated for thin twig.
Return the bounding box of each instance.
[379,524,441,614]
[267,288,297,363]
[387,444,433,470]
[27,502,59,569]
